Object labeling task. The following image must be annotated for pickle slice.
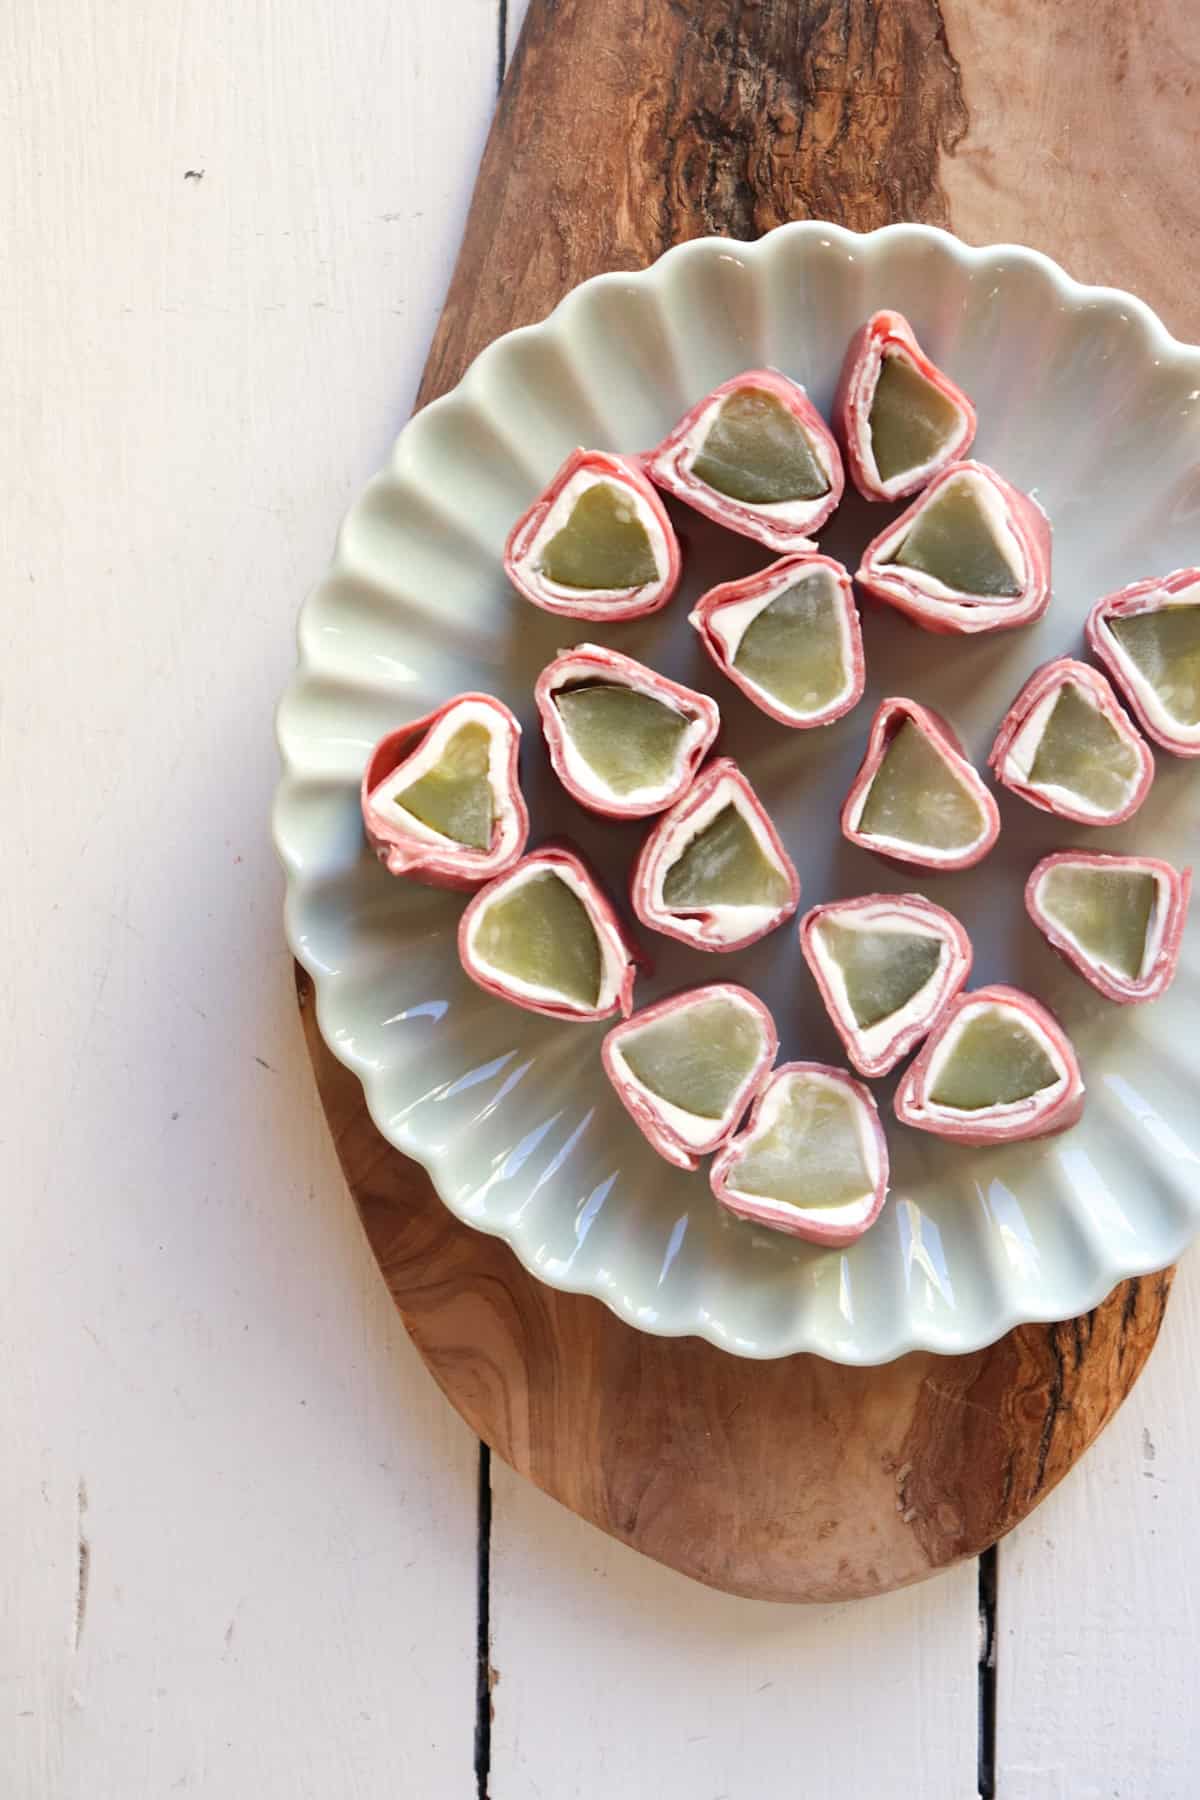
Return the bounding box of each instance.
[889,475,1021,597]
[732,573,847,715]
[555,684,688,795]
[819,921,942,1029]
[662,805,791,909]
[869,354,960,485]
[858,720,984,852]
[731,1076,873,1211]
[394,722,493,849]
[1027,683,1140,813]
[474,873,602,1006]
[1040,864,1156,980]
[620,997,763,1120]
[692,388,830,505]
[540,482,659,590]
[929,1009,1059,1111]
[1110,606,1200,728]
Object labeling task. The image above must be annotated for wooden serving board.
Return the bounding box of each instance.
[296,0,1191,1601]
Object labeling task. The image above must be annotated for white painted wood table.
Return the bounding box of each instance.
[5,2,1198,1794]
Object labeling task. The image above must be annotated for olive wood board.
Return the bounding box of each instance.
[293,0,1189,1601]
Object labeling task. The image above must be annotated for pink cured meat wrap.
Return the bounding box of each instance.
[534,643,720,818]
[799,893,973,1079]
[361,693,529,893]
[1086,567,1200,757]
[458,845,642,1023]
[503,448,682,621]
[601,984,777,1171]
[834,309,976,502]
[709,1062,889,1247]
[893,984,1084,1146]
[631,757,801,953]
[988,657,1154,826]
[643,368,844,553]
[855,459,1051,635]
[840,697,1000,872]
[688,552,864,728]
[1025,852,1191,1005]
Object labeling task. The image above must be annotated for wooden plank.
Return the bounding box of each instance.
[996,1261,1200,1796]
[934,4,1200,1786]
[0,0,496,1793]
[489,1459,980,1799]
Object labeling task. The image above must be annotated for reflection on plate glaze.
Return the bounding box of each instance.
[387,1051,518,1127]
[698,1310,729,1344]
[1103,1072,1200,1171]
[510,1110,597,1224]
[975,1179,1040,1282]
[656,1213,689,1288]
[443,1052,520,1102]
[571,1173,618,1256]
[896,1198,955,1311]
[276,221,1200,1363]
[458,1114,566,1216]
[837,1256,854,1325]
[1055,1144,1138,1240]
[382,999,451,1024]
[469,1058,536,1127]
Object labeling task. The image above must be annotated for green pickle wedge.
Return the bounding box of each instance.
[1041,864,1157,980]
[820,921,942,1029]
[555,684,688,795]
[930,1009,1059,1111]
[394,722,494,850]
[692,388,830,505]
[1110,606,1200,728]
[889,475,1021,597]
[869,354,960,485]
[1027,683,1140,813]
[540,482,659,591]
[663,806,790,910]
[621,997,762,1121]
[475,872,603,1007]
[732,573,847,715]
[858,720,983,853]
[732,1078,873,1212]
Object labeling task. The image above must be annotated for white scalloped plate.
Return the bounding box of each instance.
[274,222,1200,1365]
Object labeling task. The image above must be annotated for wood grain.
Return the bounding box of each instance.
[301,0,1182,1601]
[942,0,1200,343]
[996,1264,1200,1797]
[300,969,1171,1602]
[423,0,969,402]
[2,1,497,1791]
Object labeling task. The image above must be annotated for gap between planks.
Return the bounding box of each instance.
[477,0,506,1776]
[978,1545,998,1798]
[475,1445,494,1800]
[496,0,509,92]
